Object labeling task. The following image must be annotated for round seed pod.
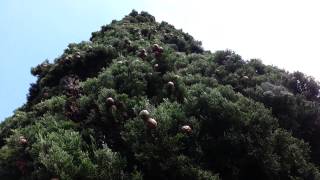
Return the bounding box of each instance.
[139,110,150,120]
[181,125,192,133]
[152,44,160,51]
[106,97,115,106]
[146,118,157,129]
[167,81,175,89]
[154,63,160,71]
[154,45,163,57]
[19,136,27,145]
[138,49,147,59]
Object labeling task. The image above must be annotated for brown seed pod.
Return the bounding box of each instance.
[19,136,28,145]
[139,110,150,120]
[153,44,163,57]
[181,125,192,133]
[138,49,147,59]
[146,118,157,129]
[106,97,115,106]
[167,81,175,89]
[154,63,160,71]
[152,44,160,51]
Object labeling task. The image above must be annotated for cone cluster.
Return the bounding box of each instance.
[139,110,157,129]
[138,44,164,60]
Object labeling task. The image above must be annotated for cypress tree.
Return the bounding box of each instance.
[1,10,320,180]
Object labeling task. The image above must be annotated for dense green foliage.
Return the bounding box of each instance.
[1,10,320,179]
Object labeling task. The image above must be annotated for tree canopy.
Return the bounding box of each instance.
[1,10,320,180]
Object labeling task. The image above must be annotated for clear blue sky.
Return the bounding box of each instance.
[1,0,319,121]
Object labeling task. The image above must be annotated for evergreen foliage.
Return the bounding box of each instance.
[1,10,320,179]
